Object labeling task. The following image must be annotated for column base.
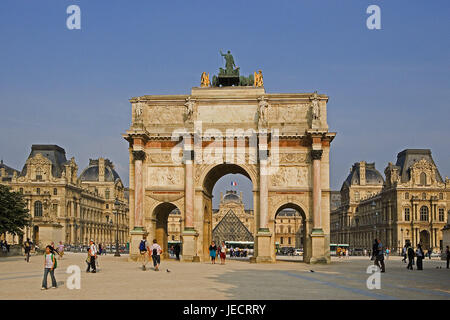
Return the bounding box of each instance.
[181,228,199,262]
[309,231,330,264]
[254,230,274,263]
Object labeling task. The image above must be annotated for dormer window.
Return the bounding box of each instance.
[420,172,427,186]
[36,167,42,181]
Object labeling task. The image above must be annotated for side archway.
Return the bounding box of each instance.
[272,202,309,262]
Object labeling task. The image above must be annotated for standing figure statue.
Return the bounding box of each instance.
[258,96,269,126]
[135,102,143,121]
[220,50,236,74]
[184,97,195,122]
[310,91,320,120]
[200,72,210,87]
[254,70,264,87]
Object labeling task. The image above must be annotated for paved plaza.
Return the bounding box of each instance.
[0,253,449,300]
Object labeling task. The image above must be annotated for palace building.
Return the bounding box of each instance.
[0,145,129,247]
[331,149,449,253]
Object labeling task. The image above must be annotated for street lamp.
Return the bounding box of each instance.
[109,220,113,254]
[113,198,121,257]
[371,201,378,239]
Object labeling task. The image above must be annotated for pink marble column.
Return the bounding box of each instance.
[259,134,269,231]
[132,150,146,229]
[311,149,323,231]
[184,136,194,229]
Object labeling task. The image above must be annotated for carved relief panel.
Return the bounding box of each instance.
[270,166,309,188]
[147,167,184,188]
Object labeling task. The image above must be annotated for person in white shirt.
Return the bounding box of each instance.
[150,239,162,271]
[41,245,57,290]
[87,240,97,273]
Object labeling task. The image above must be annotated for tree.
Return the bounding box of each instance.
[0,184,30,238]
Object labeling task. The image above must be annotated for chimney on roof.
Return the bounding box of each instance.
[359,161,366,186]
[99,158,105,182]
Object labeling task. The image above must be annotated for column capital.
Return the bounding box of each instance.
[132,150,146,161]
[311,149,323,160]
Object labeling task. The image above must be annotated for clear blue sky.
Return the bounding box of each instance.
[1,1,449,210]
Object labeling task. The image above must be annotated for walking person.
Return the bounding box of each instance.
[24,238,32,262]
[373,239,386,272]
[86,240,97,273]
[445,246,449,269]
[209,241,217,264]
[416,244,424,270]
[174,243,181,261]
[402,245,407,263]
[57,241,64,260]
[139,235,150,271]
[218,241,227,265]
[385,247,390,260]
[150,239,162,271]
[41,245,57,290]
[407,244,415,270]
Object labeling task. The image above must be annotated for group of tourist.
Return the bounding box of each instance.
[139,235,163,271]
[208,241,227,265]
[169,244,181,260]
[336,247,350,258]
[0,240,10,253]
[26,235,450,290]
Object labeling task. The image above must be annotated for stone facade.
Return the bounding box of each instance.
[275,208,303,249]
[124,86,336,263]
[331,150,449,253]
[0,145,129,247]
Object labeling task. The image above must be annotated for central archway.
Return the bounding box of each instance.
[197,163,257,261]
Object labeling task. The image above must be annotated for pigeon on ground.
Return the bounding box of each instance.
[310,270,315,273]
[166,269,171,272]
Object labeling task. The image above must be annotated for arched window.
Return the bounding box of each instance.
[354,192,360,202]
[439,208,445,221]
[53,188,57,195]
[439,193,443,200]
[34,201,43,217]
[404,208,410,221]
[420,172,427,185]
[420,206,429,221]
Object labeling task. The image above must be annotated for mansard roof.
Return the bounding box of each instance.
[395,149,443,183]
[0,160,19,182]
[342,162,384,188]
[79,158,121,183]
[20,145,69,178]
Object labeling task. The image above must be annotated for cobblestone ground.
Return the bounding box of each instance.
[0,253,449,300]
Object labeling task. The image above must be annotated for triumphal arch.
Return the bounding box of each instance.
[124,52,336,263]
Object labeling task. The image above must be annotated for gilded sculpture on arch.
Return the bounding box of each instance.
[254,70,264,87]
[200,72,210,87]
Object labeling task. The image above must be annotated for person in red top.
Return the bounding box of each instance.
[218,241,227,265]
